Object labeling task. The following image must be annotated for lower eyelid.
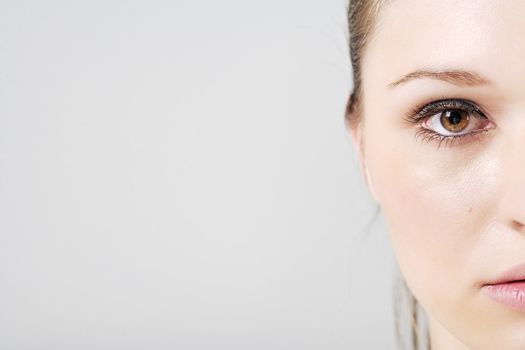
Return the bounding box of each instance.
[415,120,495,148]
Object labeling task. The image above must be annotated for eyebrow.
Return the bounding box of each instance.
[387,70,491,88]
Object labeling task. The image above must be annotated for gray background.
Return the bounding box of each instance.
[0,0,398,349]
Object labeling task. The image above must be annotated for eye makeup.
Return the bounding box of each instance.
[402,98,495,149]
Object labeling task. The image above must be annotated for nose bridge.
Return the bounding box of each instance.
[499,121,525,229]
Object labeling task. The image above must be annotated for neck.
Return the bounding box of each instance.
[428,314,470,350]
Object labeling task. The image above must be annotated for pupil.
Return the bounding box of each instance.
[449,110,462,124]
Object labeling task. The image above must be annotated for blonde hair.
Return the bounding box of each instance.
[346,1,431,349]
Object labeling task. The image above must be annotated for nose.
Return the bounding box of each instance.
[497,124,525,232]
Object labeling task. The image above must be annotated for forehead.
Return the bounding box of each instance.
[362,0,525,94]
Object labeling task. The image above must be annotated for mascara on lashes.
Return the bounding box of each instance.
[404,98,488,124]
[402,98,492,149]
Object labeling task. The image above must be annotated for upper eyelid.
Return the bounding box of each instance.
[419,99,485,118]
[404,98,491,124]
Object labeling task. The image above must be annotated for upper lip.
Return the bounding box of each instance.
[484,261,525,286]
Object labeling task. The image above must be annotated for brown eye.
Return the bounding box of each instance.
[440,110,469,133]
[423,104,492,138]
[407,98,496,146]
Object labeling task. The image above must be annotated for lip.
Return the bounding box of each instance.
[481,261,525,311]
[481,282,525,311]
[483,261,525,286]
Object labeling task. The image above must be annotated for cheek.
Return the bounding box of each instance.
[363,125,500,306]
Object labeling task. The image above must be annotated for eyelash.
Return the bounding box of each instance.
[403,98,492,149]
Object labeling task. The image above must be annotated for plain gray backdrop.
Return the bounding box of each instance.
[0,0,398,349]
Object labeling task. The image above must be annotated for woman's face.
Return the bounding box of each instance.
[353,0,525,348]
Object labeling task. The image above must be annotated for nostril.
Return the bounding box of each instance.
[511,220,525,231]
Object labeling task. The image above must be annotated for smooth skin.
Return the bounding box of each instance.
[349,1,525,349]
